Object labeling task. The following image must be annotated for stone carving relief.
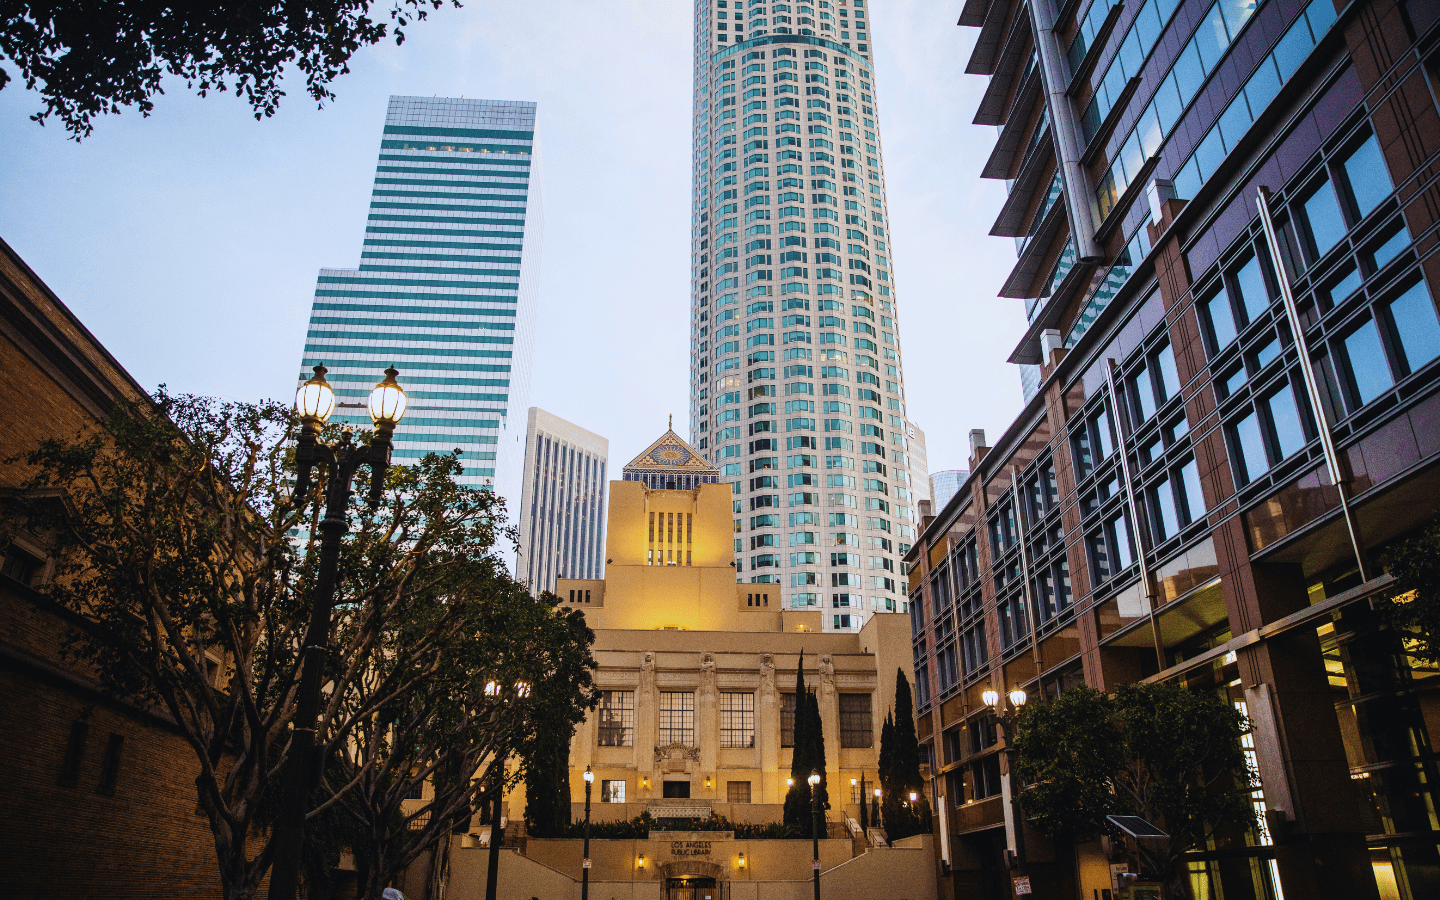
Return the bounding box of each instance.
[759,653,776,696]
[654,743,701,774]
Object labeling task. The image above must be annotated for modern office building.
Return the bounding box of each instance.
[516,408,608,594]
[687,0,919,631]
[297,96,543,507]
[928,469,969,510]
[907,1,1440,899]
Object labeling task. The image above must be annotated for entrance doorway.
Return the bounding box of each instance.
[662,780,691,798]
[665,876,718,900]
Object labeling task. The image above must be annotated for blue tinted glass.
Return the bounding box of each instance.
[1306,0,1338,35]
[1173,43,1206,104]
[1388,282,1440,371]
[1224,365,1249,395]
[1208,288,1239,350]
[1273,13,1316,81]
[1154,76,1184,132]
[1174,159,1202,200]
[1138,106,1164,158]
[1344,136,1393,218]
[1195,6,1231,71]
[1133,367,1157,421]
[1344,319,1394,406]
[1303,179,1347,258]
[1233,412,1269,482]
[1135,1,1163,49]
[1218,93,1253,152]
[1120,131,1145,185]
[1254,338,1281,368]
[1267,385,1306,459]
[1219,0,1259,37]
[1370,226,1410,270]
[1195,126,1225,180]
[1120,30,1145,78]
[1244,57,1282,114]
[1156,344,1181,398]
[1111,513,1134,568]
[1327,267,1363,307]
[1180,459,1205,519]
[1234,255,1270,321]
[1152,480,1180,540]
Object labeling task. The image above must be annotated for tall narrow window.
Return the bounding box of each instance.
[1341,135,1392,219]
[96,733,124,796]
[839,693,873,748]
[1266,385,1307,460]
[1302,178,1346,260]
[1231,411,1270,483]
[1206,288,1239,351]
[1343,320,1393,407]
[57,720,88,788]
[780,692,798,747]
[659,692,695,745]
[597,690,635,747]
[721,692,756,748]
[1388,282,1440,373]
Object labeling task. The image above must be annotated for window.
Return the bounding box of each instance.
[96,733,124,796]
[598,691,635,747]
[1232,254,1272,323]
[781,692,797,747]
[728,781,753,803]
[1072,405,1114,479]
[663,780,691,798]
[1341,135,1392,219]
[1301,177,1346,260]
[1090,512,1134,582]
[1205,287,1239,352]
[1231,411,1270,483]
[602,780,626,803]
[1342,319,1393,407]
[1267,385,1306,460]
[1387,282,1440,374]
[659,692,695,745]
[57,719,88,788]
[960,621,987,676]
[839,693,873,747]
[721,692,756,748]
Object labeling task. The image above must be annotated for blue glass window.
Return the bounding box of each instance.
[1232,411,1269,482]
[1369,225,1410,271]
[1267,385,1306,459]
[1180,459,1205,520]
[1342,319,1393,406]
[1150,478,1180,541]
[1157,344,1181,399]
[1342,136,1392,218]
[1234,255,1271,322]
[1206,288,1239,351]
[1388,282,1440,373]
[1302,178,1346,259]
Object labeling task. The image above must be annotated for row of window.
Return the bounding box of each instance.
[596,690,873,749]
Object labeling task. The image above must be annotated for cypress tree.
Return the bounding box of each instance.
[880,669,926,840]
[806,688,830,813]
[783,652,812,827]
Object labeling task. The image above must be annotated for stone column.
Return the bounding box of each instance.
[637,650,658,801]
[758,654,779,802]
[818,655,840,786]
[698,651,719,799]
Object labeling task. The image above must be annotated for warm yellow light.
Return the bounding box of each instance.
[1009,687,1027,709]
[982,688,1000,709]
[583,766,594,784]
[851,778,858,787]
[705,776,712,788]
[909,791,918,802]
[368,366,408,426]
[738,852,746,867]
[484,680,499,697]
[637,853,646,868]
[514,680,531,698]
[295,365,336,423]
[807,772,821,787]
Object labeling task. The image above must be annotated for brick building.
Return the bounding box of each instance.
[0,238,224,898]
[907,1,1440,898]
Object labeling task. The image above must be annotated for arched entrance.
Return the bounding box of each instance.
[658,861,723,900]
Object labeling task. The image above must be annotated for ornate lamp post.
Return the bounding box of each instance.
[268,365,407,900]
[582,765,594,900]
[851,775,870,833]
[485,680,530,900]
[984,685,1029,891]
[808,770,823,900]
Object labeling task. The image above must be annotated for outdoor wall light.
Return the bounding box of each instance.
[1009,687,1028,709]
[738,852,746,868]
[982,686,1000,708]
[705,776,712,789]
[367,366,408,426]
[637,853,646,869]
[583,767,594,785]
[295,365,336,425]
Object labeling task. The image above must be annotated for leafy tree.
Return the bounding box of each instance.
[879,670,926,840]
[1377,514,1440,663]
[520,603,596,839]
[1014,683,1256,898]
[9,390,589,900]
[0,0,461,139]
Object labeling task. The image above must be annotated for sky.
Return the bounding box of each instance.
[0,0,1021,483]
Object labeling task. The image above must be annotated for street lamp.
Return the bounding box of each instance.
[268,365,406,900]
[808,770,822,900]
[852,774,870,832]
[486,681,531,900]
[582,766,594,900]
[984,685,1030,890]
[872,786,882,829]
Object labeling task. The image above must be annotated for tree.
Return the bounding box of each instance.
[804,688,829,811]
[0,0,461,139]
[783,652,813,829]
[1377,514,1440,664]
[520,601,596,839]
[1014,683,1256,899]
[879,670,925,840]
[11,390,585,900]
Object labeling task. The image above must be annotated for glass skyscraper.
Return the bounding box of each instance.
[687,1,923,630]
[298,96,542,506]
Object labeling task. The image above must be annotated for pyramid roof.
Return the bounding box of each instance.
[623,421,719,476]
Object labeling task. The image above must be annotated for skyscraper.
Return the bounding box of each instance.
[687,0,917,631]
[516,408,609,593]
[297,96,543,507]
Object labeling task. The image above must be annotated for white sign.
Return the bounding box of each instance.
[1013,876,1032,895]
[812,861,821,871]
[582,859,591,869]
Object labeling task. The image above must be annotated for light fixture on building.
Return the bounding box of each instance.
[705,775,712,789]
[982,686,1000,708]
[807,772,821,787]
[1008,687,1027,709]
[642,776,649,788]
[738,851,746,868]
[637,853,646,869]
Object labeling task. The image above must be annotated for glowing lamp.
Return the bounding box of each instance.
[807,771,821,787]
[368,366,408,426]
[583,766,594,785]
[1009,686,1028,709]
[295,365,336,424]
[982,687,1000,709]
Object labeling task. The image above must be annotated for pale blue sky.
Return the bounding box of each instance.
[0,0,1019,480]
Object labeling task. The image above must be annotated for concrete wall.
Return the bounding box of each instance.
[419,843,664,900]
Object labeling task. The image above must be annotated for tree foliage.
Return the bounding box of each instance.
[1014,683,1256,896]
[1377,514,1440,664]
[10,390,593,900]
[520,602,596,839]
[0,0,461,139]
[782,652,828,828]
[879,669,927,840]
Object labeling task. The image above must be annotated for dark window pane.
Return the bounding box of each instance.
[1233,411,1269,482]
[1303,179,1347,259]
[1267,385,1306,459]
[1207,288,1239,350]
[1343,135,1392,218]
[1343,319,1393,406]
[1234,255,1271,321]
[1388,282,1440,372]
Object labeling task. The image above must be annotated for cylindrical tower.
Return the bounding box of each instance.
[687,0,918,631]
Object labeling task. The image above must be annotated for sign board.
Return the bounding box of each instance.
[582,859,591,869]
[1012,875,1033,895]
[813,861,822,871]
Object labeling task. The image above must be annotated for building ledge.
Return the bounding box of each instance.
[998,195,1067,298]
[966,0,1014,75]
[990,141,1055,235]
[1006,259,1097,364]
[958,0,992,28]
[973,14,1033,127]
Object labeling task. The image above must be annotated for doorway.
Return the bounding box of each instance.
[662,779,691,798]
[665,876,718,900]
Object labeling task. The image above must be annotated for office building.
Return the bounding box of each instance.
[927,469,968,510]
[908,1,1440,898]
[688,0,919,631]
[516,408,608,593]
[297,96,543,506]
